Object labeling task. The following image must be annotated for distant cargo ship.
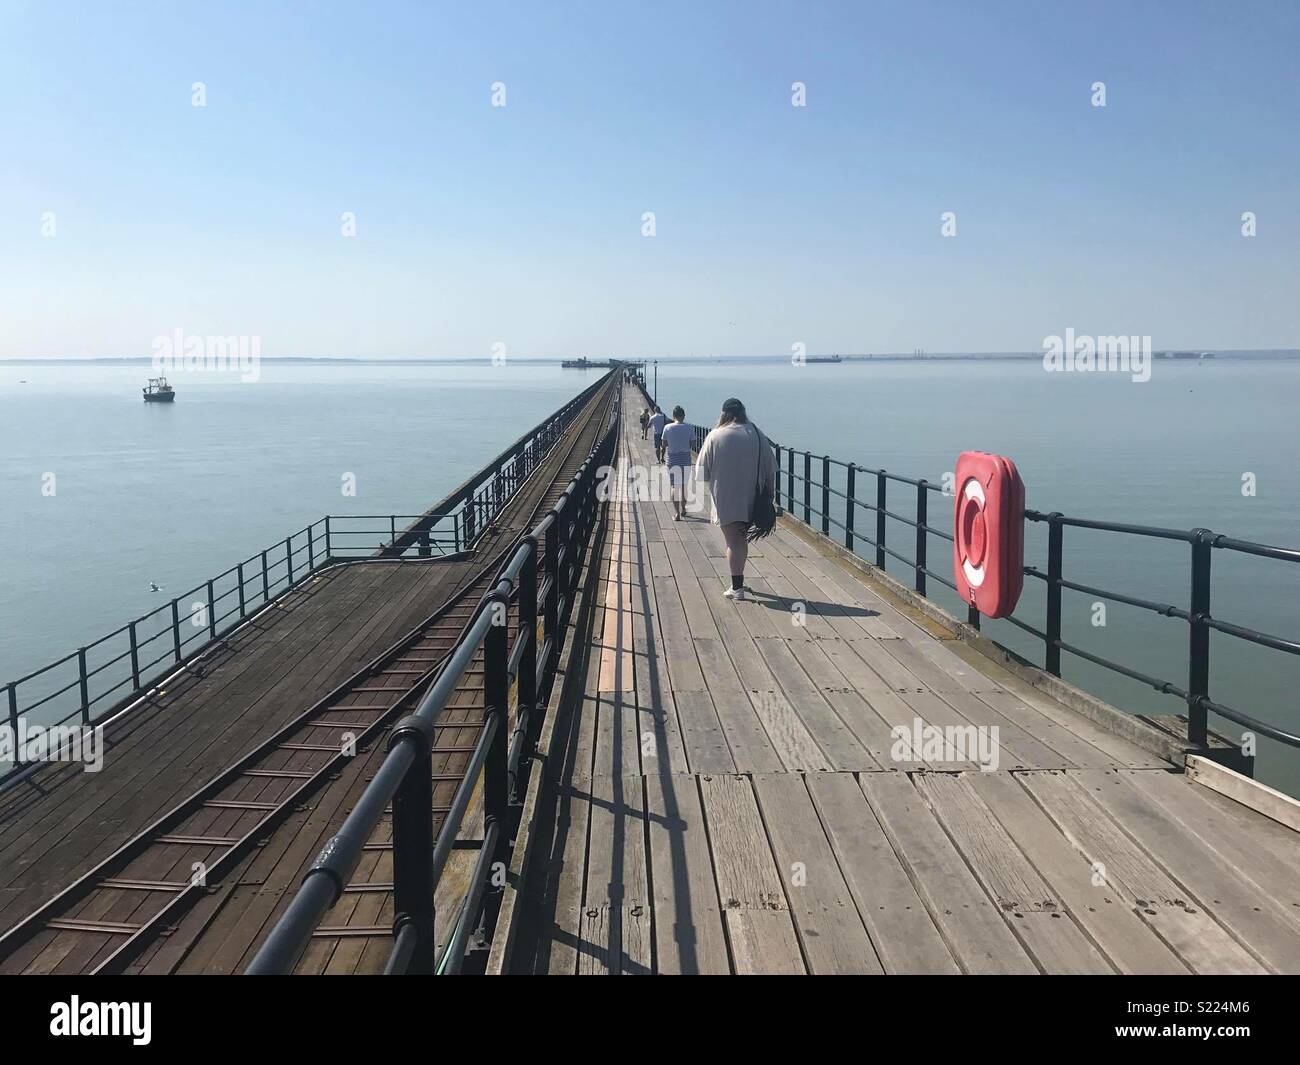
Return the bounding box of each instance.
[142,376,175,402]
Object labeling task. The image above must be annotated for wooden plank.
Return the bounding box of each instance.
[672,691,735,774]
[1070,768,1300,973]
[582,773,652,975]
[860,772,1037,974]
[966,771,1188,974]
[914,773,1113,973]
[1016,770,1266,974]
[697,774,804,974]
[644,774,731,974]
[806,773,959,974]
[1186,755,1300,835]
[752,774,883,973]
[756,638,875,770]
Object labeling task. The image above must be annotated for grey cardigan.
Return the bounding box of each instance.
[695,422,776,526]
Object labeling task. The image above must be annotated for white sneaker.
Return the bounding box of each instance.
[723,586,746,601]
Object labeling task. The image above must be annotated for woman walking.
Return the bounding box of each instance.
[695,397,776,601]
[662,406,694,521]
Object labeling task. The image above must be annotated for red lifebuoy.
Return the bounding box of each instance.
[953,451,1025,618]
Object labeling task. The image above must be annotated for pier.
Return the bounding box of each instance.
[1,371,1297,976]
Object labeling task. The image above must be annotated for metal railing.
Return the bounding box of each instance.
[771,444,1300,753]
[1,374,613,783]
[247,399,619,975]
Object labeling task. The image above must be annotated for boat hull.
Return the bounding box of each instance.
[143,392,176,402]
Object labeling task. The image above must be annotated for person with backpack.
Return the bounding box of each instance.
[694,397,777,600]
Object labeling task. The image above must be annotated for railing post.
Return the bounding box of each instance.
[77,648,90,725]
[390,516,397,549]
[1188,529,1212,747]
[483,593,510,871]
[845,464,856,550]
[786,447,795,514]
[285,536,294,585]
[389,716,435,974]
[1046,514,1063,677]
[418,530,430,558]
[206,579,217,639]
[519,537,539,760]
[821,456,831,535]
[875,472,887,569]
[915,481,928,595]
[7,683,18,753]
[172,598,182,663]
[803,451,811,524]
[775,444,782,504]
[454,510,461,553]
[237,563,246,619]
[544,519,559,672]
[261,549,270,602]
[128,621,140,690]
[308,523,315,570]
[324,516,332,560]
[967,604,981,630]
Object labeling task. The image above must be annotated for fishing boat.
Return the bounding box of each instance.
[142,376,176,402]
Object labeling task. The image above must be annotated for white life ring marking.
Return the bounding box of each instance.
[960,476,986,589]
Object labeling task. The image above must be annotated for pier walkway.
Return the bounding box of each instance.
[506,382,1300,974]
[0,374,619,974]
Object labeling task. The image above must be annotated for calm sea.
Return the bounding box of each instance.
[3,357,1298,794]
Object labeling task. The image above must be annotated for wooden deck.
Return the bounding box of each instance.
[511,383,1300,974]
[0,561,464,936]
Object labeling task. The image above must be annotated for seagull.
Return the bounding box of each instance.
[149,581,161,593]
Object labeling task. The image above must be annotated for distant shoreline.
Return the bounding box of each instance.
[3,350,1300,365]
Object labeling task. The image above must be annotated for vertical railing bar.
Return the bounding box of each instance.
[821,455,831,535]
[1046,514,1063,677]
[845,463,856,550]
[803,451,811,523]
[915,481,928,596]
[1188,529,1212,747]
[875,472,887,570]
[128,622,140,690]
[77,648,90,725]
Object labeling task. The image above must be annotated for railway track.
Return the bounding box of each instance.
[0,373,619,975]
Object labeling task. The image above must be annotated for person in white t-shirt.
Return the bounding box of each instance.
[661,407,694,521]
[648,407,668,462]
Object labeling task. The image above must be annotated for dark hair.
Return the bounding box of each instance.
[672,405,685,421]
[716,396,748,427]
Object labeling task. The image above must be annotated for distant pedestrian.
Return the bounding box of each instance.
[662,406,694,521]
[695,397,776,601]
[640,408,650,439]
[648,406,668,461]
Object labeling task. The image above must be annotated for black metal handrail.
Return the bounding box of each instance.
[247,394,619,975]
[1,378,611,783]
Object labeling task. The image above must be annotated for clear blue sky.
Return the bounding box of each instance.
[2,0,1297,357]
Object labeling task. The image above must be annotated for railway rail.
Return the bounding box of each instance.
[0,370,620,975]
